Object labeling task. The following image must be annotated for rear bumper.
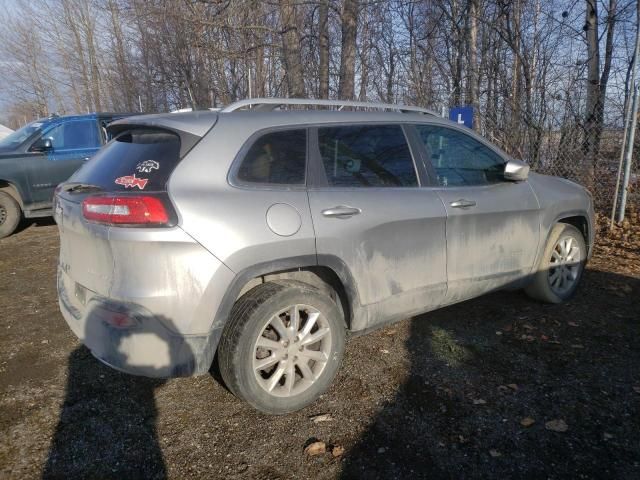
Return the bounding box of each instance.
[58,270,222,377]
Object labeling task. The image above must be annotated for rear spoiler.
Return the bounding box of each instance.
[107,112,218,158]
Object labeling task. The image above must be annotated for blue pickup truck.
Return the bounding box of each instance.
[0,113,131,238]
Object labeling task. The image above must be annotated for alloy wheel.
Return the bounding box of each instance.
[252,304,332,397]
[548,235,581,295]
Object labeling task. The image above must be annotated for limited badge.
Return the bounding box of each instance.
[115,174,148,190]
[136,160,159,173]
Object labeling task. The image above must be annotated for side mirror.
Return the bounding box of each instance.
[504,159,529,181]
[31,137,53,152]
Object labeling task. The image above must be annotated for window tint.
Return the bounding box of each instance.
[69,129,182,191]
[415,125,505,186]
[237,129,306,185]
[43,120,100,150]
[318,125,417,187]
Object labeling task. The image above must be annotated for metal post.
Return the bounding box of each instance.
[611,63,636,228]
[618,82,640,223]
[616,0,640,224]
[611,91,633,227]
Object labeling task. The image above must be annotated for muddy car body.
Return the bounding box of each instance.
[55,99,594,413]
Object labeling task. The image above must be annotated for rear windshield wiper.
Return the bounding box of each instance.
[62,183,104,193]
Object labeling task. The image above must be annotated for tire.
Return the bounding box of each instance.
[0,192,21,239]
[218,280,346,414]
[525,223,587,303]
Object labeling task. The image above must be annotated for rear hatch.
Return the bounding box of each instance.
[55,125,203,301]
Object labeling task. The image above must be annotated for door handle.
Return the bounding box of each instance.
[450,199,476,209]
[321,205,362,218]
[83,157,90,162]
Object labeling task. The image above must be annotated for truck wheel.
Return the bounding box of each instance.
[0,192,21,239]
[218,280,346,414]
[525,223,587,303]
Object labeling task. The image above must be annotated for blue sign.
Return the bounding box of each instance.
[449,106,474,129]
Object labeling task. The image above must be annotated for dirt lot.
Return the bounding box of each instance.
[0,216,639,479]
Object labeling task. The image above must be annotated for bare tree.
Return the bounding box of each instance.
[0,0,632,190]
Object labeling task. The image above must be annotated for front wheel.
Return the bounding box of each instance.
[525,223,587,303]
[0,192,21,239]
[218,280,346,414]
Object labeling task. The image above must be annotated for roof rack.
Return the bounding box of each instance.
[221,98,438,116]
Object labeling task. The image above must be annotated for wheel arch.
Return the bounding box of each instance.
[556,213,591,255]
[529,210,593,282]
[212,255,362,335]
[0,180,24,209]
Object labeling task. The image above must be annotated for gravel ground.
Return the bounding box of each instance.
[0,217,639,479]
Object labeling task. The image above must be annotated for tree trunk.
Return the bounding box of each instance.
[449,0,463,106]
[106,0,134,111]
[466,0,479,129]
[279,0,305,98]
[358,3,369,101]
[319,0,330,99]
[510,0,521,129]
[338,0,358,100]
[582,0,609,186]
[62,1,93,111]
[82,7,102,112]
[386,48,395,103]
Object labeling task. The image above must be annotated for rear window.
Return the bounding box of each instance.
[236,129,307,185]
[317,125,417,187]
[69,129,181,191]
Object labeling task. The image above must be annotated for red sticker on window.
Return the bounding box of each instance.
[115,174,148,190]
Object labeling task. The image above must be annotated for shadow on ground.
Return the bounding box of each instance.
[43,312,194,480]
[42,347,166,479]
[14,216,56,235]
[41,269,639,479]
[341,269,640,479]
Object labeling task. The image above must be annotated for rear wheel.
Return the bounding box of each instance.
[0,192,21,239]
[218,280,345,414]
[525,223,586,303]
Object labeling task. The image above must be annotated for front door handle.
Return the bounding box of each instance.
[321,205,362,218]
[450,199,477,209]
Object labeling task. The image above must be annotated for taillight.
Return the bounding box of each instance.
[82,195,172,226]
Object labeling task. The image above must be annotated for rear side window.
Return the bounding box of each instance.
[237,129,307,185]
[69,129,181,191]
[317,125,417,187]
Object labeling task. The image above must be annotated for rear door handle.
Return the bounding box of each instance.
[321,205,362,218]
[450,199,476,209]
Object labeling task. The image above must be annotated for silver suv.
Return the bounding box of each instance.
[54,98,594,414]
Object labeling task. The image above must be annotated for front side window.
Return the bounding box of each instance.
[317,124,417,187]
[415,125,505,186]
[237,129,307,185]
[42,119,101,150]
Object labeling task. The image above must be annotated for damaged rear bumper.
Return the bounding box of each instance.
[58,271,221,378]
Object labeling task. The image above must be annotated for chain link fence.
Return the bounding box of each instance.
[475,110,639,221]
